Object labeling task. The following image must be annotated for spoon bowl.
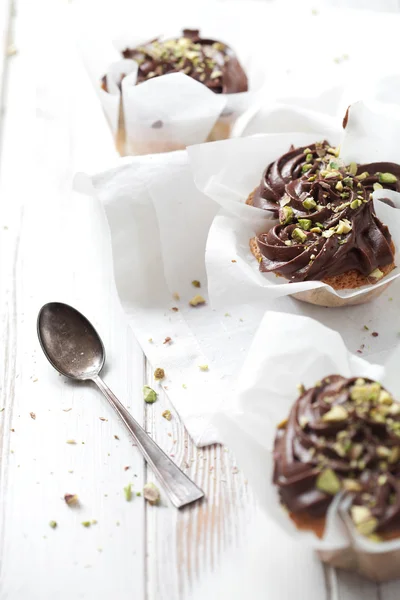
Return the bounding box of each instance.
[38,302,105,380]
[37,302,204,508]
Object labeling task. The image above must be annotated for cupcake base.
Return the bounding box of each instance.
[249,237,395,307]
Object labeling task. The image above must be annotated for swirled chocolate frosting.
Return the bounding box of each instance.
[273,376,400,538]
[255,145,398,282]
[120,29,248,94]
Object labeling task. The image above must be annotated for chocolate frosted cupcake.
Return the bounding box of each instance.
[274,376,400,545]
[248,143,399,306]
[120,29,248,95]
[102,29,248,154]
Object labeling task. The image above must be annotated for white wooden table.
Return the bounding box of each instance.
[0,1,399,598]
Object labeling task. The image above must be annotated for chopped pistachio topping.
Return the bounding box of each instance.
[191,280,201,288]
[350,382,380,403]
[302,197,317,211]
[316,468,341,495]
[322,405,348,422]
[356,172,369,181]
[143,482,160,505]
[302,164,313,173]
[280,205,294,225]
[378,172,397,184]
[292,228,307,243]
[81,521,91,528]
[348,163,357,176]
[198,364,209,371]
[335,219,352,235]
[369,268,384,280]
[64,494,79,506]
[310,227,322,234]
[373,182,383,191]
[49,520,57,529]
[305,153,313,163]
[143,385,157,404]
[350,199,362,209]
[298,219,312,231]
[335,180,344,192]
[154,368,165,381]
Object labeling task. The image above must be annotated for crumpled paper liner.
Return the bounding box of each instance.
[212,311,400,581]
[188,102,400,308]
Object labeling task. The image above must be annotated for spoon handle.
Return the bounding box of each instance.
[92,375,204,508]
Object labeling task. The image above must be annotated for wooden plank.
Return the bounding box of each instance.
[144,360,253,599]
[0,1,146,599]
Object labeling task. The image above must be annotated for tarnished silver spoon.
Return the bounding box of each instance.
[37,302,204,508]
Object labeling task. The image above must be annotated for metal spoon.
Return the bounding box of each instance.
[37,302,204,508]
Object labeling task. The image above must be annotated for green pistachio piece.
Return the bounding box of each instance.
[307,175,317,182]
[350,382,381,403]
[284,240,292,246]
[143,385,157,404]
[49,520,57,529]
[324,170,340,179]
[342,479,362,492]
[302,197,317,210]
[351,505,371,525]
[335,181,344,191]
[322,229,335,238]
[336,219,352,235]
[322,405,348,422]
[280,205,294,225]
[378,390,393,405]
[356,517,379,536]
[336,202,350,211]
[342,176,354,188]
[373,182,383,191]
[327,146,340,157]
[298,219,312,231]
[350,199,362,209]
[389,446,400,464]
[310,227,322,234]
[124,483,133,501]
[377,446,391,458]
[316,468,341,495]
[302,164,313,173]
[348,163,358,176]
[356,172,369,181]
[210,70,223,79]
[329,161,339,170]
[292,228,307,243]
[189,294,206,306]
[378,172,398,184]
[306,153,313,163]
[303,147,312,154]
[369,268,384,280]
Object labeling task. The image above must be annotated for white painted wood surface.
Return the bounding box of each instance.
[0,0,398,598]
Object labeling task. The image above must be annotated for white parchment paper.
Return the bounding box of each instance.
[89,102,400,448]
[212,310,400,553]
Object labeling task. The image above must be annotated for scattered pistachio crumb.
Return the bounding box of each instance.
[143,385,157,404]
[189,295,206,307]
[0,408,4,413]
[148,338,153,343]
[198,365,209,371]
[154,368,165,380]
[191,280,201,288]
[162,409,172,421]
[49,520,57,529]
[64,494,79,506]
[224,312,231,317]
[124,483,133,501]
[66,440,76,445]
[143,482,160,505]
[91,520,97,525]
[81,521,91,528]
[363,325,369,331]
[172,292,180,301]
[182,384,187,389]
[136,492,141,497]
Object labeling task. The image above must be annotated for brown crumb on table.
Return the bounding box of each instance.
[163,337,172,344]
[124,466,130,471]
[30,412,36,420]
[114,435,119,440]
[99,417,107,421]
[371,332,379,337]
[171,307,179,312]
[231,259,237,263]
[154,368,165,380]
[62,408,72,412]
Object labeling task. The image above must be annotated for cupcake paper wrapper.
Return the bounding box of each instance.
[72,0,269,155]
[212,311,400,570]
[188,101,400,303]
